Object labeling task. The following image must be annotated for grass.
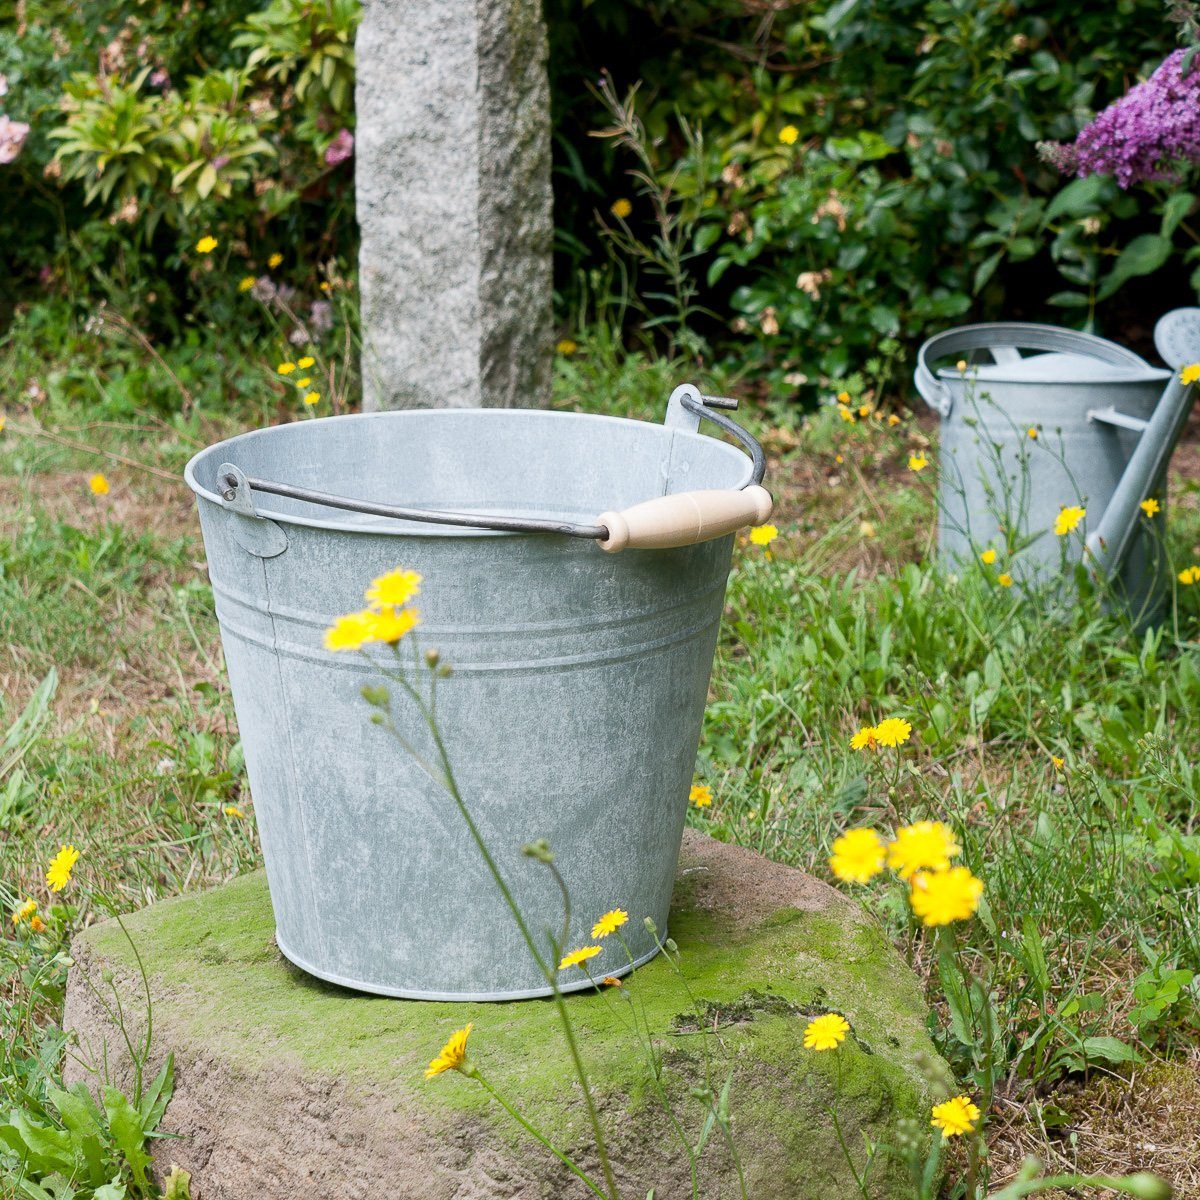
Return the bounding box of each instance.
[2,304,1200,1197]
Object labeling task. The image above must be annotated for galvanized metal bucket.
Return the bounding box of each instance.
[914,310,1200,622]
[184,387,772,1001]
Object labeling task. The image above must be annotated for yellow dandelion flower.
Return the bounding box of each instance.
[1181,363,1200,386]
[591,909,628,939]
[888,821,961,881]
[320,280,332,294]
[1054,505,1086,536]
[1051,755,1065,770]
[277,362,297,376]
[829,828,886,884]
[295,377,312,388]
[858,403,872,418]
[689,783,713,808]
[749,524,778,547]
[297,356,315,369]
[1140,498,1160,517]
[323,610,378,652]
[910,866,984,927]
[238,276,256,292]
[931,1095,981,1139]
[1178,565,1200,585]
[302,392,320,406]
[850,725,879,751]
[873,717,912,747]
[887,413,901,426]
[0,415,6,434]
[837,391,851,403]
[1027,427,1038,440]
[803,1012,850,1051]
[29,915,45,933]
[46,844,80,893]
[268,252,283,269]
[366,607,420,645]
[11,899,37,927]
[980,549,997,565]
[610,198,632,219]
[224,805,244,818]
[558,945,602,971]
[908,452,929,473]
[195,235,218,255]
[425,1023,473,1079]
[838,405,857,424]
[778,125,800,145]
[556,339,577,355]
[366,568,422,610]
[997,573,1014,588]
[88,473,110,496]
[835,454,844,464]
[956,359,968,372]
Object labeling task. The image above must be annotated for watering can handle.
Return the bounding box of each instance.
[913,323,1152,418]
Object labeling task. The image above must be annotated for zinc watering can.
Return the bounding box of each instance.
[914,309,1200,623]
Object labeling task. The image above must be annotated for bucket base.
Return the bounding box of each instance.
[274,931,664,1002]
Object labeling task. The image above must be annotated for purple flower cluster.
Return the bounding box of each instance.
[1042,50,1200,188]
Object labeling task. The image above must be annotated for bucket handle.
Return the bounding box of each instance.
[216,389,773,553]
[914,322,1152,418]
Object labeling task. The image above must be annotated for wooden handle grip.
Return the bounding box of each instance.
[597,485,774,552]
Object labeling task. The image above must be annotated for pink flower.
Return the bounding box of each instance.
[0,115,30,165]
[324,128,354,167]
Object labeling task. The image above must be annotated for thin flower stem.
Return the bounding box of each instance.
[476,1073,609,1199]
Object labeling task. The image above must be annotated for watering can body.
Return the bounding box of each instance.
[914,312,1200,624]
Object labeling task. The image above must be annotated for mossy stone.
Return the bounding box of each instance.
[64,832,947,1199]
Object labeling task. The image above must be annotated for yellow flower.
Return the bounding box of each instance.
[873,717,912,747]
[803,1012,850,1050]
[29,916,45,934]
[689,783,713,808]
[1178,565,1200,585]
[749,524,778,546]
[320,280,332,294]
[610,198,632,219]
[1054,505,1086,536]
[829,828,886,884]
[908,453,929,473]
[1051,755,1064,770]
[1140,498,1160,517]
[997,573,1013,588]
[46,844,80,893]
[11,899,37,927]
[277,362,296,375]
[956,359,968,372]
[980,549,997,565]
[778,124,800,145]
[602,976,623,988]
[837,391,851,403]
[556,339,577,355]
[425,1023,473,1079]
[195,235,218,254]
[0,415,6,434]
[1027,427,1038,440]
[366,568,422,610]
[295,377,312,388]
[858,403,872,418]
[558,945,602,970]
[224,805,244,818]
[238,276,256,292]
[302,392,320,406]
[860,520,876,539]
[366,607,420,644]
[1181,363,1200,386]
[591,909,628,939]
[297,356,315,369]
[323,610,378,652]
[931,1095,981,1139]
[888,821,961,881]
[909,866,984,927]
[838,404,856,424]
[268,252,283,269]
[850,725,879,751]
[88,473,110,496]
[887,413,901,427]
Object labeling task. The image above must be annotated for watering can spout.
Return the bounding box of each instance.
[1086,309,1200,579]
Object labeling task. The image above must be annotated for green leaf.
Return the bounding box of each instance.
[1098,234,1172,300]
[1079,1035,1140,1066]
[102,1089,152,1188]
[1160,192,1196,239]
[1043,175,1109,224]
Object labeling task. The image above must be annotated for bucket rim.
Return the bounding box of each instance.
[184,407,756,538]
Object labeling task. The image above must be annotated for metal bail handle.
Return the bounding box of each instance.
[913,322,1153,418]
[216,388,771,551]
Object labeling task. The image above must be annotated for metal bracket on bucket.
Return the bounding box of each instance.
[212,389,772,553]
[218,462,290,558]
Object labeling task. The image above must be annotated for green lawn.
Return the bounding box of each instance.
[3,310,1200,1197]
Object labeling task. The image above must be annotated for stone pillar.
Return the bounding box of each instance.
[355,0,554,410]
